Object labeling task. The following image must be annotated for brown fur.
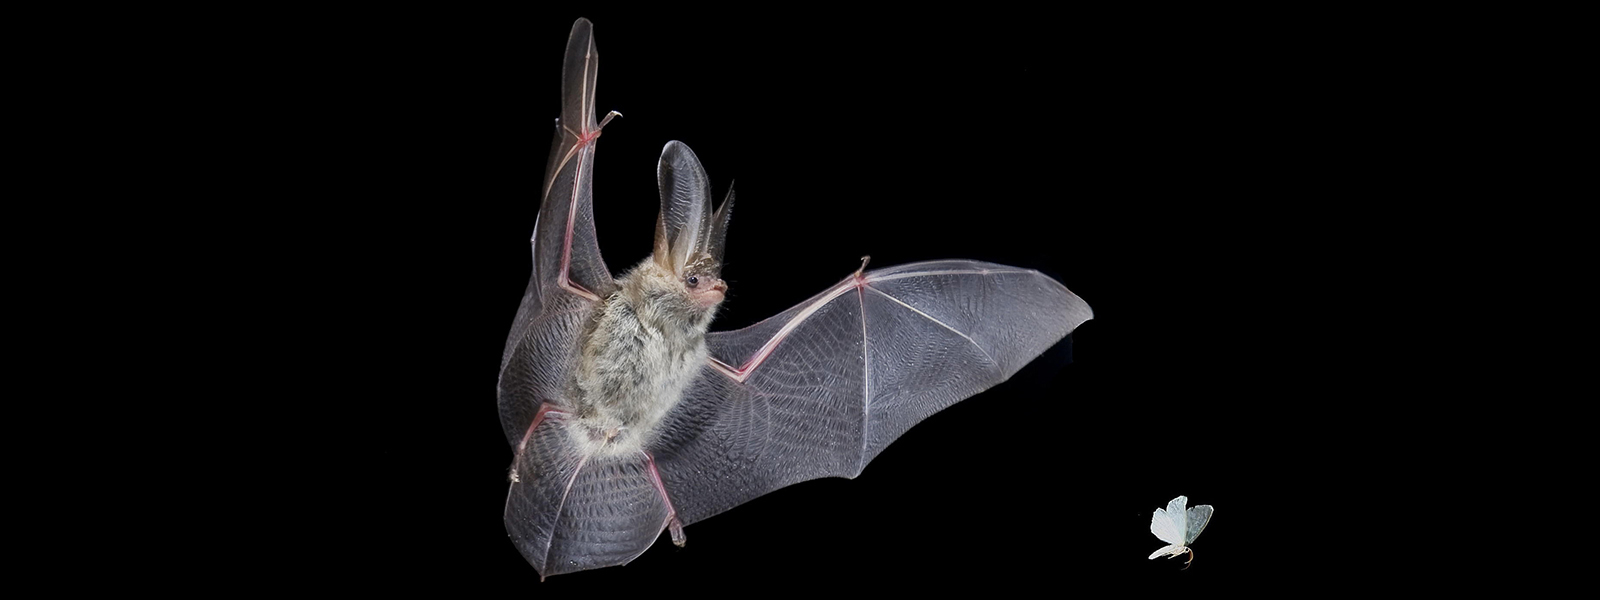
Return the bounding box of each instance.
[565,256,721,456]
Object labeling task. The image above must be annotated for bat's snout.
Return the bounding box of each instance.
[692,278,726,308]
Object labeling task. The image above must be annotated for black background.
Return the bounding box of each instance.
[215,7,1366,593]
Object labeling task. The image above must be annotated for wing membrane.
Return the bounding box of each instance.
[1186,504,1214,544]
[1166,496,1189,544]
[498,19,614,444]
[532,18,613,302]
[651,260,1091,525]
[505,411,671,578]
[1150,508,1182,545]
[501,21,638,577]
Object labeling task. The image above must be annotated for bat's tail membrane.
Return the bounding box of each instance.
[504,412,673,578]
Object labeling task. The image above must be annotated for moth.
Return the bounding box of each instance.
[498,18,1093,578]
[1149,495,1214,568]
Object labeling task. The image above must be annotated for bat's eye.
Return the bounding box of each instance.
[686,275,700,289]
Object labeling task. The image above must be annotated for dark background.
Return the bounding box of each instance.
[203,7,1366,593]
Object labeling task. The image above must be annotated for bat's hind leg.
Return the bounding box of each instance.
[642,450,686,546]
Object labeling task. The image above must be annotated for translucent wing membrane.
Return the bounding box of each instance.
[505,412,672,578]
[650,260,1092,525]
[1185,504,1213,544]
[1166,496,1189,544]
[497,19,615,445]
[1150,507,1182,546]
[533,18,614,301]
[499,19,628,579]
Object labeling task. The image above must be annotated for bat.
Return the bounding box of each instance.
[497,18,1093,578]
[1149,495,1214,569]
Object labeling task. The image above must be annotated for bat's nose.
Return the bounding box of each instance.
[711,280,727,293]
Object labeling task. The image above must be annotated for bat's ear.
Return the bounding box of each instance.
[653,141,717,275]
[705,185,733,272]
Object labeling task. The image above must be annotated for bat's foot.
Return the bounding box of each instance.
[669,516,686,547]
[643,450,686,547]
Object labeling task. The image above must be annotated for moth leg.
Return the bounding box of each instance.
[642,450,686,547]
[1181,548,1195,570]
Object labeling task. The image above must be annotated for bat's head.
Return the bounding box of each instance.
[650,141,732,312]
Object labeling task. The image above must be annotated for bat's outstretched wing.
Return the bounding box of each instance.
[498,19,616,446]
[650,260,1092,525]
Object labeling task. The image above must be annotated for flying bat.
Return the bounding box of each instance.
[498,18,1093,578]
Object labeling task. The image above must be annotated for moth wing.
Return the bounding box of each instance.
[1150,507,1183,545]
[1186,504,1214,544]
[1166,495,1189,544]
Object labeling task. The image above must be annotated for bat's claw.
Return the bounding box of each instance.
[644,450,686,547]
[599,110,622,129]
[669,516,686,547]
[1181,548,1194,570]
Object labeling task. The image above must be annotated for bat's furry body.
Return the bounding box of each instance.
[499,19,1093,578]
[569,259,718,457]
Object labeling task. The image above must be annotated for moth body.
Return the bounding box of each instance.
[1149,544,1190,560]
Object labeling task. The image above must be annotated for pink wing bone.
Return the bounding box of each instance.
[651,258,1091,527]
[709,270,862,383]
[536,19,621,303]
[709,260,1035,382]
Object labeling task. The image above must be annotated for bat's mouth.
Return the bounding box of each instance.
[692,280,726,308]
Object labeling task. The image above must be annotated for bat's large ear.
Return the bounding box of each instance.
[653,141,716,275]
[704,185,733,273]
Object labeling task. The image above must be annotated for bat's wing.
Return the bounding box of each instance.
[498,19,616,446]
[501,21,640,578]
[504,408,674,578]
[651,260,1092,525]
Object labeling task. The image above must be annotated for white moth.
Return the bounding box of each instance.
[1149,495,1213,568]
